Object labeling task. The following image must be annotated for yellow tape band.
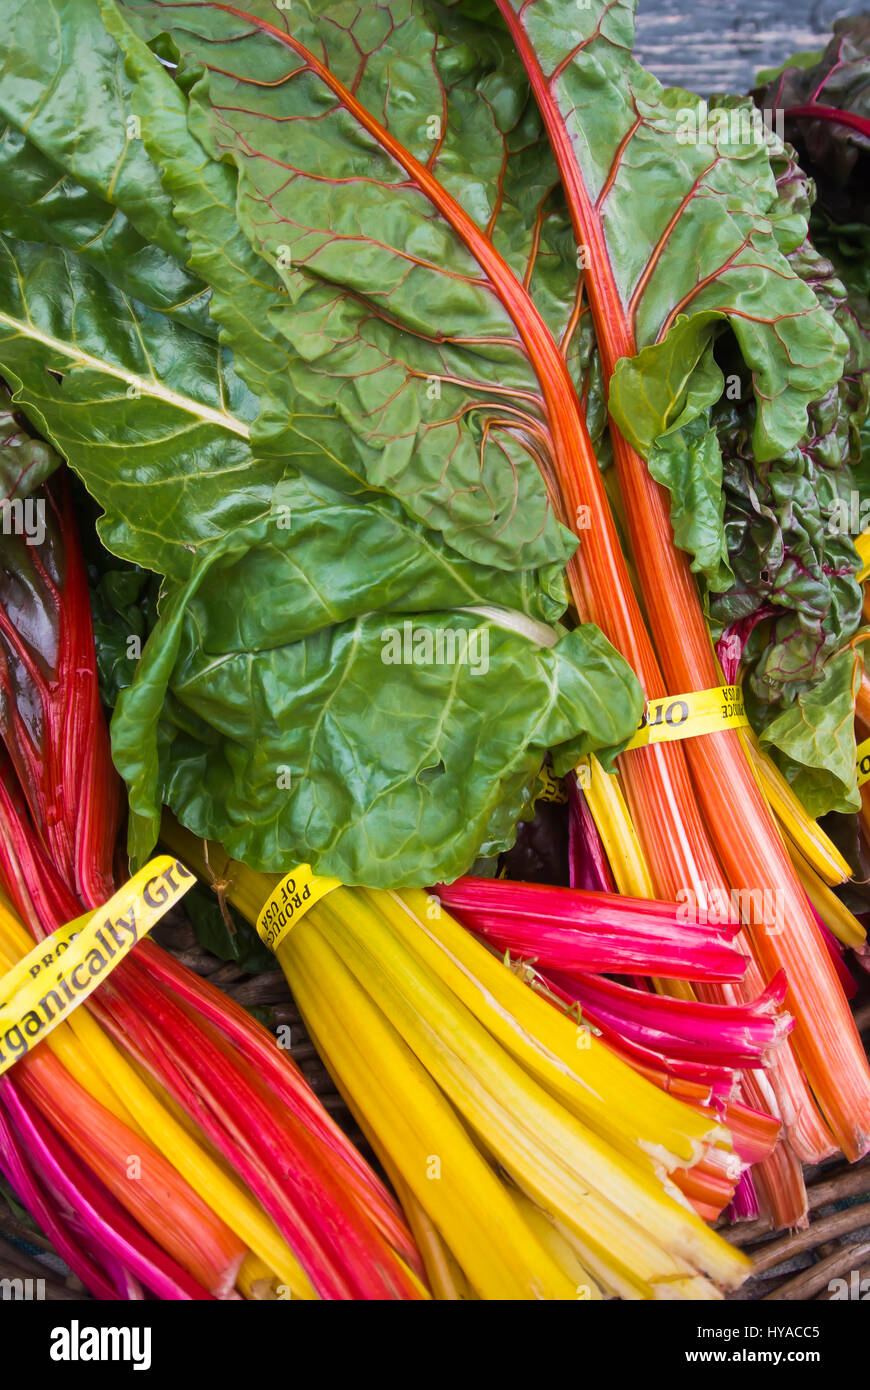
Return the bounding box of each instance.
[255,865,341,953]
[0,857,194,1078]
[624,685,748,751]
[536,766,568,804]
[856,737,870,788]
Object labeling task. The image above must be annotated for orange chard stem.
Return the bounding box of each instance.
[856,670,870,735]
[210,12,737,904]
[494,0,870,1163]
[222,4,849,1182]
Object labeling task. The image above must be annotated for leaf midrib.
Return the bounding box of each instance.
[0,307,251,438]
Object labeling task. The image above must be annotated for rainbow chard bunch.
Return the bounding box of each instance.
[433,874,786,1218]
[0,431,426,1298]
[0,0,645,891]
[165,828,757,1299]
[0,0,868,1249]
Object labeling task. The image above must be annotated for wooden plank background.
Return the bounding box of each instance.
[634,0,867,92]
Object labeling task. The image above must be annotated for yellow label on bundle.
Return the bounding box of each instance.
[0,857,194,1078]
[856,737,870,787]
[536,765,568,803]
[256,866,341,952]
[623,685,748,751]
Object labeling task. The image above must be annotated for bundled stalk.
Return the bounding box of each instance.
[0,0,867,1259]
[435,877,748,981]
[484,0,870,1220]
[167,824,753,1300]
[435,873,786,1179]
[0,478,425,1300]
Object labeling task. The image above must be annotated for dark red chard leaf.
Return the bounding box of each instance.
[708,145,866,720]
[0,389,60,502]
[497,797,570,886]
[567,771,616,893]
[753,16,870,228]
[0,474,120,908]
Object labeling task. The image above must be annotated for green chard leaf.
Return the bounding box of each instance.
[90,561,159,708]
[106,0,576,574]
[483,0,865,812]
[489,0,849,591]
[0,0,645,882]
[113,506,641,883]
[0,234,274,581]
[0,0,194,262]
[0,120,214,337]
[756,646,863,817]
[493,1,847,450]
[183,882,274,975]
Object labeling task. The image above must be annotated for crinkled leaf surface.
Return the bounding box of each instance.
[492,0,849,587]
[710,154,864,711]
[0,121,214,337]
[110,0,577,573]
[0,226,623,880]
[757,647,863,816]
[640,342,732,592]
[113,514,641,884]
[647,415,732,594]
[0,0,194,262]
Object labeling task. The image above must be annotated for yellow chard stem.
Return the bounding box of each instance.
[236,1253,314,1301]
[512,1193,605,1300]
[282,921,572,1299]
[162,829,750,1297]
[577,755,656,897]
[388,1174,477,1301]
[741,731,852,886]
[787,844,866,951]
[315,894,747,1293]
[382,886,722,1168]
